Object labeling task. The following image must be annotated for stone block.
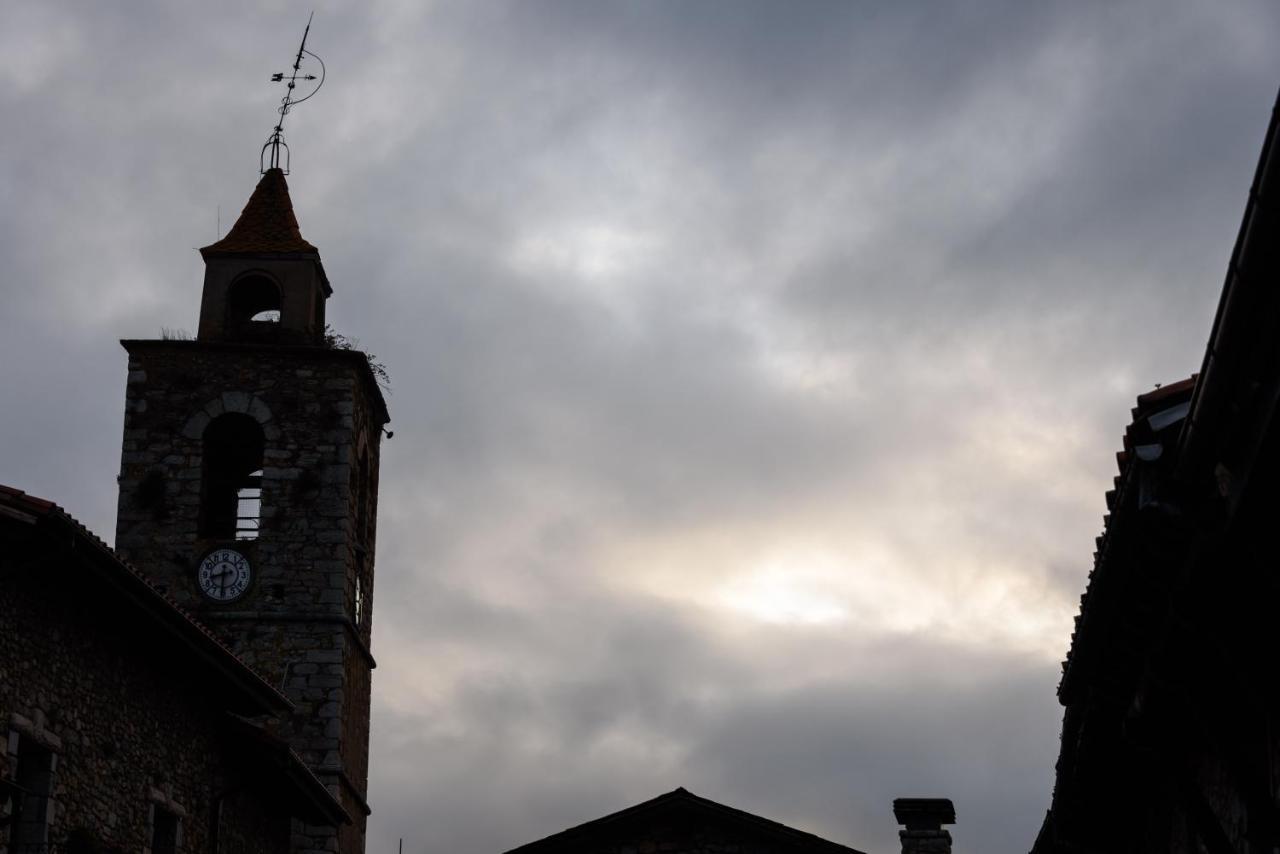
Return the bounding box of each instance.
[248,396,273,423]
[181,411,210,439]
[221,391,250,413]
[322,464,350,484]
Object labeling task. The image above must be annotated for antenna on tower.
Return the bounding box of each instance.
[261,12,325,175]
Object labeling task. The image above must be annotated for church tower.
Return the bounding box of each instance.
[114,168,388,852]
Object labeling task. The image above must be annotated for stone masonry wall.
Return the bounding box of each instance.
[340,367,382,833]
[0,545,287,852]
[114,339,385,854]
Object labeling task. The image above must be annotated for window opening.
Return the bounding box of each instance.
[8,734,55,846]
[201,414,265,540]
[150,806,179,854]
[227,274,281,328]
[354,572,365,626]
[236,469,263,540]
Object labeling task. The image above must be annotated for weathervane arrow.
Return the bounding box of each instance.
[262,12,325,174]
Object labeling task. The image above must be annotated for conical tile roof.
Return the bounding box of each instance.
[200,168,317,256]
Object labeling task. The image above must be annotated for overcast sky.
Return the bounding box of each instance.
[3,2,1280,852]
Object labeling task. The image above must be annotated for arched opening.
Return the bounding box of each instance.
[201,413,265,540]
[227,274,282,327]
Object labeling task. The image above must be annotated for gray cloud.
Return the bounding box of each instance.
[4,2,1280,853]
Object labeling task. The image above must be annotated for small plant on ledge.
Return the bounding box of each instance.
[323,324,391,395]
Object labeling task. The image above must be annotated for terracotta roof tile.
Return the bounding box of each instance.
[200,168,317,257]
[1135,374,1198,409]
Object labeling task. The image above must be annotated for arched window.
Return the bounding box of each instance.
[227,274,282,326]
[201,413,265,540]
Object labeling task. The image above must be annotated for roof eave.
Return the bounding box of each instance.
[0,485,292,717]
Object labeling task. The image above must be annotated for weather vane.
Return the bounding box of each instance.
[261,13,325,174]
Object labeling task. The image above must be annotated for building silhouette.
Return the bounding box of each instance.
[1,167,387,853]
[1032,90,1280,853]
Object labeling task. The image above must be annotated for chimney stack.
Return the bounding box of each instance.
[893,798,955,854]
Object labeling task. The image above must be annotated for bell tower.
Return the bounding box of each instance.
[114,167,388,852]
[196,167,330,345]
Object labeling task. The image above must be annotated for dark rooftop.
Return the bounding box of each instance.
[505,787,866,854]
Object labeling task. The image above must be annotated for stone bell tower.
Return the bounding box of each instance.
[114,168,388,852]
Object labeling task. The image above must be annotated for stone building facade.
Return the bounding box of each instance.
[1031,90,1280,853]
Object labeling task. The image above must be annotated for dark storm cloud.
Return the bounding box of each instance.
[5,2,1280,854]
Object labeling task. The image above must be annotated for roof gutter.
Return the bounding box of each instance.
[1176,87,1280,492]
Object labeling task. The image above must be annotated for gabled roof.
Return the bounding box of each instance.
[200,168,318,257]
[505,788,866,854]
[0,483,290,715]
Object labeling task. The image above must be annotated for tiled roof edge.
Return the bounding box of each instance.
[0,484,292,715]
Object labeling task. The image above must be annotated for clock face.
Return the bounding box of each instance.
[197,548,252,602]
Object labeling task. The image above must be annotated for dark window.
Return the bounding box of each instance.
[201,414,265,540]
[150,805,179,854]
[227,274,281,327]
[8,734,55,846]
[351,448,371,626]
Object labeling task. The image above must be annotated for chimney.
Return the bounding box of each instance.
[893,798,955,854]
